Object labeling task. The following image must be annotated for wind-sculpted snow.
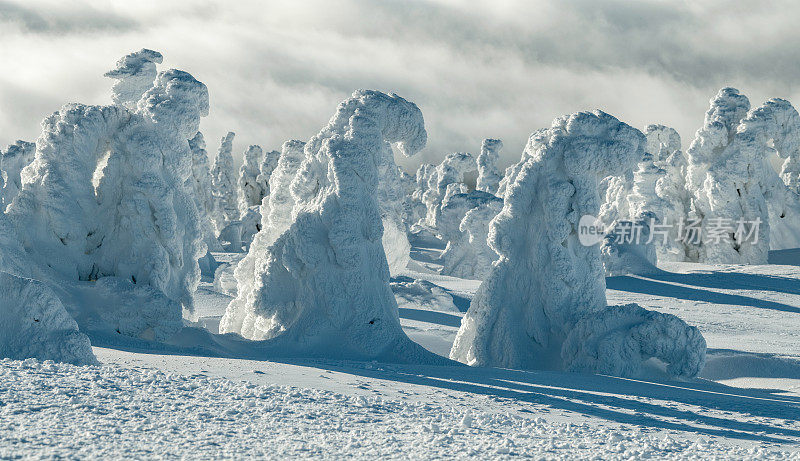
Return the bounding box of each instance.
[5,58,208,332]
[104,49,163,110]
[0,140,35,209]
[476,138,502,194]
[440,197,502,280]
[212,132,238,223]
[422,152,475,228]
[563,303,706,378]
[450,111,706,378]
[0,272,96,364]
[221,91,442,364]
[237,145,266,215]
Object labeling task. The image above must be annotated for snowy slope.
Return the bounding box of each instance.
[3,241,800,458]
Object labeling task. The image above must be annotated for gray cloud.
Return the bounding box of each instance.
[1,0,799,171]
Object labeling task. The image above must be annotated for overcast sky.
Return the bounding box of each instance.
[2,0,800,170]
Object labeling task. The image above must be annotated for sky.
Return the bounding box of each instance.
[2,0,800,171]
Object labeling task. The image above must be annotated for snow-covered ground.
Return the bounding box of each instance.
[3,243,800,458]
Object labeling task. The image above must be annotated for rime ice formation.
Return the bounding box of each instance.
[237,145,266,215]
[422,152,475,228]
[104,49,163,110]
[436,191,500,269]
[257,148,280,198]
[450,111,706,378]
[647,125,690,262]
[440,197,502,280]
[0,272,96,364]
[220,90,441,364]
[239,206,261,250]
[476,139,502,194]
[0,140,36,209]
[741,99,800,251]
[645,124,682,162]
[685,90,800,262]
[376,142,413,275]
[6,65,208,324]
[212,132,239,223]
[224,140,307,323]
[188,132,223,276]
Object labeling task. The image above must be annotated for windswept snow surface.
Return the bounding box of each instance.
[4,235,800,457]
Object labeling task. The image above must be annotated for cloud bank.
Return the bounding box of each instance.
[2,0,800,170]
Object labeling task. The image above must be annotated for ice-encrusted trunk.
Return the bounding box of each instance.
[220,90,443,364]
[450,111,706,378]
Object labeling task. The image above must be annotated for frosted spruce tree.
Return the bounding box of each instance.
[220,90,443,364]
[450,111,706,378]
[237,145,266,215]
[439,196,502,280]
[212,132,239,223]
[104,48,163,110]
[7,55,209,332]
[647,125,690,261]
[257,148,280,198]
[422,152,475,228]
[685,89,800,262]
[189,132,224,275]
[0,140,36,209]
[476,138,502,194]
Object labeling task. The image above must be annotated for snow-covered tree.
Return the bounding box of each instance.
[422,152,475,228]
[450,111,706,378]
[647,125,690,261]
[212,132,239,223]
[439,197,502,280]
[376,142,413,275]
[257,148,280,198]
[237,145,266,215]
[104,49,163,110]
[0,140,36,209]
[0,271,96,364]
[225,140,306,338]
[188,132,223,275]
[407,163,434,227]
[476,138,502,194]
[220,90,441,364]
[7,62,208,323]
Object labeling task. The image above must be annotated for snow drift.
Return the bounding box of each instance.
[450,111,706,378]
[0,272,96,365]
